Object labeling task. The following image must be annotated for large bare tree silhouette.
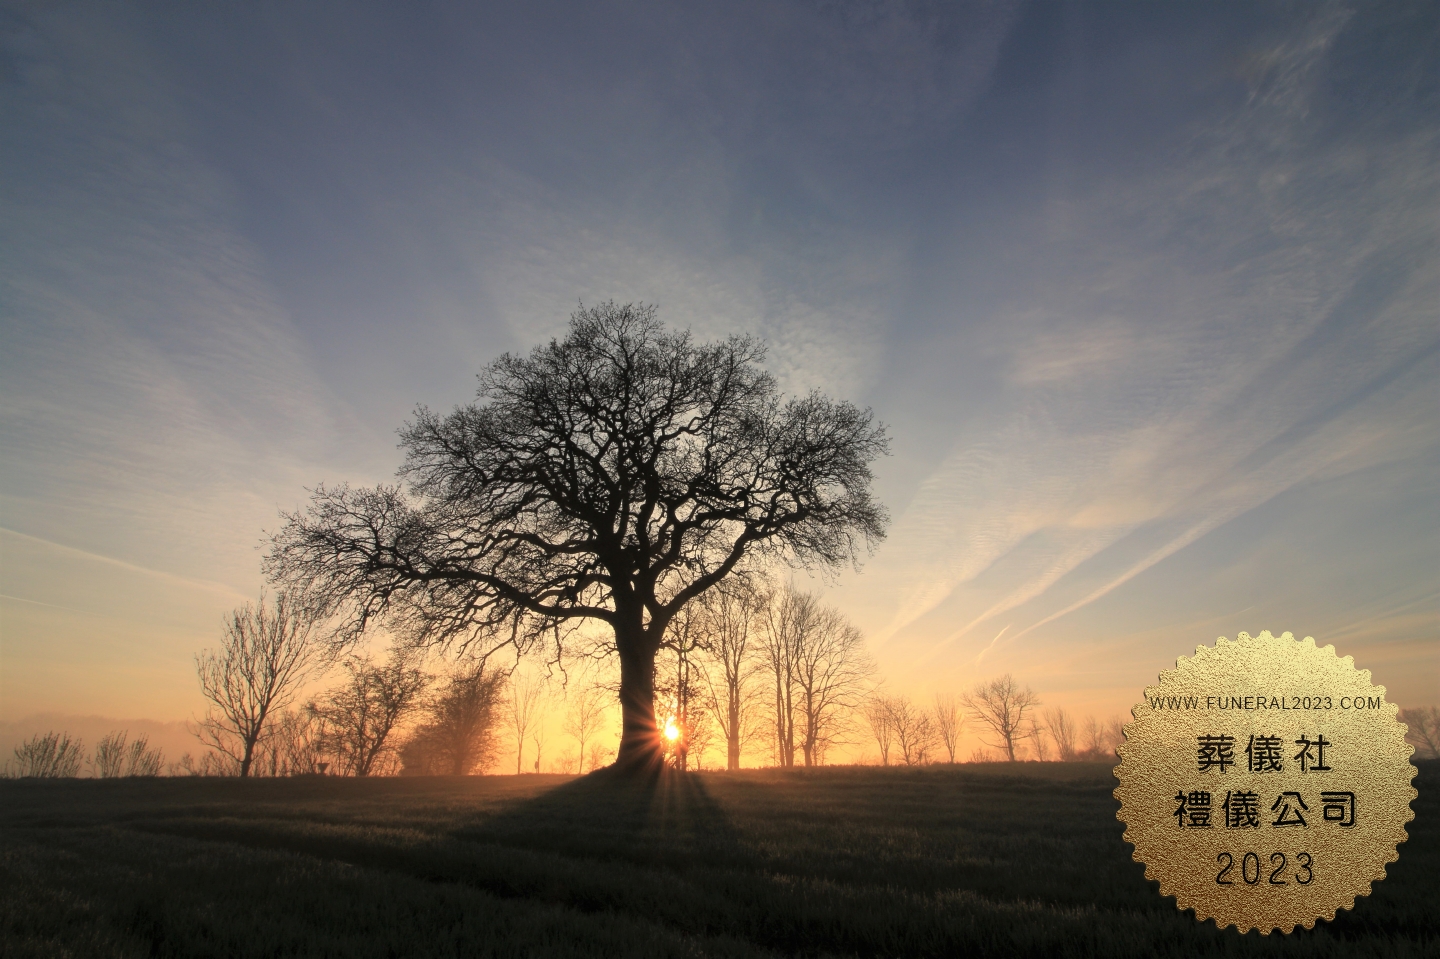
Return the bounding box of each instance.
[266,303,887,771]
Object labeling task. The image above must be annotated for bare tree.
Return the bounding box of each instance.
[962,674,1039,762]
[1080,715,1101,758]
[658,599,708,770]
[312,650,430,776]
[888,695,937,766]
[1400,707,1439,760]
[697,579,766,771]
[932,693,964,764]
[508,672,544,774]
[91,731,127,778]
[530,721,549,775]
[266,304,888,772]
[1044,707,1078,761]
[787,592,872,767]
[1078,715,1124,760]
[683,708,716,770]
[864,695,895,765]
[9,732,84,778]
[91,731,164,778]
[194,592,323,777]
[402,664,505,775]
[586,741,614,772]
[266,709,328,776]
[564,685,609,774]
[762,588,802,767]
[1025,718,1050,761]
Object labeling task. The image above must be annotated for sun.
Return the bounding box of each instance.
[663,716,681,742]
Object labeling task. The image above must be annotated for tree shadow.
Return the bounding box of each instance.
[453,767,751,873]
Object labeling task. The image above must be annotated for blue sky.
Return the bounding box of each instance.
[2,0,1436,727]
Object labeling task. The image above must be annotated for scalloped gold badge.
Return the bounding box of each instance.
[1114,631,1416,934]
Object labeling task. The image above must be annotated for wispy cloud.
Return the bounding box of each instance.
[856,5,1439,667]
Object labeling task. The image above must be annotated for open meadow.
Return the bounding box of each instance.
[2,762,1433,958]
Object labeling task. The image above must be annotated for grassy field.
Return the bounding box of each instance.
[1,762,1433,958]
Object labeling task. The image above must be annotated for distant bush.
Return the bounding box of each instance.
[91,731,164,777]
[1401,706,1440,759]
[8,732,85,778]
[170,751,238,776]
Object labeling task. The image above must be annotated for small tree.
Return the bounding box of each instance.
[1078,715,1124,760]
[91,731,163,778]
[9,732,84,778]
[962,674,1039,762]
[530,721,549,774]
[91,731,127,778]
[564,685,609,774]
[508,672,545,775]
[267,709,328,775]
[195,592,323,777]
[781,590,872,767]
[697,579,766,771]
[1400,706,1440,760]
[313,650,430,776]
[932,693,964,764]
[864,695,895,765]
[403,664,505,775]
[888,695,938,766]
[658,600,708,770]
[1025,718,1050,761]
[1044,707,1078,761]
[763,588,802,767]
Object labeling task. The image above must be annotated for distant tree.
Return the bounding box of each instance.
[1078,715,1099,759]
[403,664,505,775]
[683,707,716,770]
[763,589,802,767]
[586,741,614,773]
[1400,707,1439,760]
[932,693,964,764]
[886,695,937,766]
[697,579,766,771]
[266,304,888,772]
[194,592,324,777]
[265,709,328,776]
[508,672,545,774]
[1025,718,1050,761]
[91,731,127,778]
[784,590,872,767]
[864,695,895,765]
[9,732,84,778]
[564,685,609,775]
[962,675,1039,762]
[530,721,549,775]
[658,599,708,770]
[170,751,236,777]
[313,650,430,776]
[91,731,164,778]
[1043,707,1078,761]
[1078,715,1124,760]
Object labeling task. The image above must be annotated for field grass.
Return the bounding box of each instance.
[2,762,1433,958]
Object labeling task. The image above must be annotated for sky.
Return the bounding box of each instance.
[2,1,1437,762]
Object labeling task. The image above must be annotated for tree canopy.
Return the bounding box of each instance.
[267,302,888,770]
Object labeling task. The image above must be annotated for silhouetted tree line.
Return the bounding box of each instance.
[4,730,163,778]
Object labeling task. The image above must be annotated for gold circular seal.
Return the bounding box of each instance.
[1114,631,1417,934]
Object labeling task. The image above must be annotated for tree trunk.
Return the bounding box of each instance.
[727,700,741,771]
[613,634,663,773]
[240,734,257,777]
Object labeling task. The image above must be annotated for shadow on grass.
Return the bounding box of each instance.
[456,765,750,871]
